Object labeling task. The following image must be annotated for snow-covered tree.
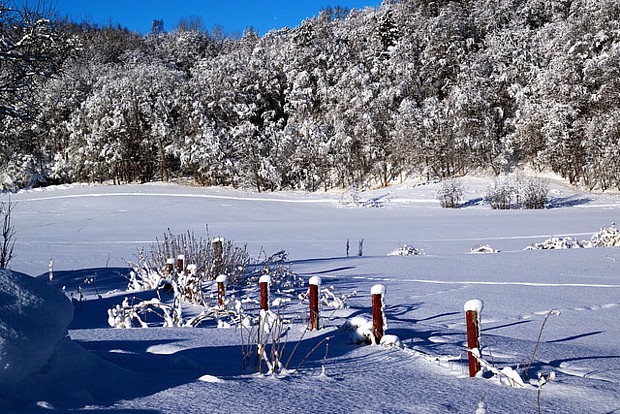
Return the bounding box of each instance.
[3,0,620,191]
[0,1,67,118]
[63,63,185,183]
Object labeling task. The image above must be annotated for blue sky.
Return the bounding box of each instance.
[48,1,383,35]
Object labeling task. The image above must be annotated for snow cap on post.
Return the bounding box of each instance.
[464,299,484,314]
[215,274,227,284]
[309,276,322,286]
[371,284,386,296]
[259,275,271,285]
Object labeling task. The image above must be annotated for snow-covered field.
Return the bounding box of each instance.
[2,177,620,413]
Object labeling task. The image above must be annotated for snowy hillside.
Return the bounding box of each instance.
[1,177,620,413]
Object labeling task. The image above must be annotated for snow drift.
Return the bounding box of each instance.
[0,270,73,388]
[0,270,138,410]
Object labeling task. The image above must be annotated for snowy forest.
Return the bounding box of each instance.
[2,0,620,192]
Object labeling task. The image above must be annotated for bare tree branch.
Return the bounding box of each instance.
[0,198,16,268]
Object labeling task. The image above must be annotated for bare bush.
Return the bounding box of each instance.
[516,177,549,209]
[127,226,250,309]
[485,176,549,210]
[245,250,304,289]
[435,179,464,208]
[131,225,250,286]
[484,178,514,209]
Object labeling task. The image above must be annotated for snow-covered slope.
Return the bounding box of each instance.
[0,270,141,411]
[1,179,619,413]
[0,270,73,390]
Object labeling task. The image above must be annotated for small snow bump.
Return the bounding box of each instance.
[146,344,183,355]
[380,334,402,348]
[198,374,224,383]
[109,349,135,354]
[36,401,55,410]
[387,244,424,256]
[500,366,525,387]
[469,244,498,254]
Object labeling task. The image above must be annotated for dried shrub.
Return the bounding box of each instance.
[435,179,464,208]
[485,176,549,210]
[129,226,250,299]
[516,177,549,210]
[484,178,514,210]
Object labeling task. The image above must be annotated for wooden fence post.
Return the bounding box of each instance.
[464,299,484,377]
[176,254,185,274]
[371,284,386,343]
[166,258,174,275]
[259,275,271,311]
[216,274,227,308]
[309,276,321,330]
[212,237,224,276]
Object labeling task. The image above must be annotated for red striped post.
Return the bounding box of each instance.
[176,254,185,274]
[216,275,227,308]
[371,284,386,343]
[309,276,321,330]
[259,275,271,311]
[464,299,484,377]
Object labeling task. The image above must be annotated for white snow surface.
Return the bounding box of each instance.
[2,177,620,413]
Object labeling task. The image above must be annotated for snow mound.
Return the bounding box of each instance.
[0,270,73,388]
[469,244,499,253]
[0,270,139,410]
[342,316,374,345]
[525,223,620,250]
[525,236,584,250]
[379,334,402,349]
[198,374,224,383]
[387,244,424,256]
[338,189,385,208]
[588,223,620,247]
